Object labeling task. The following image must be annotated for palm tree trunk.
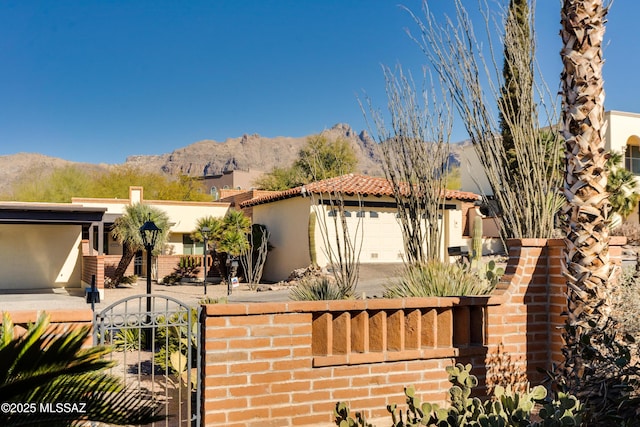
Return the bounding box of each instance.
[110,242,137,287]
[560,0,611,386]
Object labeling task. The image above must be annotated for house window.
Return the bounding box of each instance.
[183,235,204,255]
[356,211,366,218]
[328,210,337,217]
[369,211,379,218]
[626,145,640,175]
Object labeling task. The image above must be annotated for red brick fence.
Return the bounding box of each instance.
[199,237,625,426]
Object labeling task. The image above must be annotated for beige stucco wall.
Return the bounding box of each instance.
[252,197,312,282]
[605,110,640,154]
[0,224,83,290]
[461,111,640,196]
[604,111,640,224]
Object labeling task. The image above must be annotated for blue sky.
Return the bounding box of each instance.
[1,1,638,164]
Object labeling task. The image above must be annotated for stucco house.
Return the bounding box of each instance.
[460,110,640,224]
[0,202,107,292]
[71,186,229,259]
[240,174,480,282]
[0,187,231,296]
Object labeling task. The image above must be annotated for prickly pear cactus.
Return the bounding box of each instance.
[334,364,583,427]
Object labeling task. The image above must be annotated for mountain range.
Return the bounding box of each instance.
[0,123,463,196]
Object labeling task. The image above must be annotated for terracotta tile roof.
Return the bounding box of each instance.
[240,174,480,207]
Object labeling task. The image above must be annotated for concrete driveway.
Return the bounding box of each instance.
[0,263,404,314]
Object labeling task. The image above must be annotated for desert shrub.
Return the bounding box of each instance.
[121,274,138,284]
[612,221,640,246]
[383,261,495,298]
[289,276,349,301]
[335,363,582,426]
[546,315,640,425]
[162,256,201,285]
[611,267,640,339]
[485,344,529,396]
[199,296,228,305]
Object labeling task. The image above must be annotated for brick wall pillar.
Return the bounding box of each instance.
[486,236,627,384]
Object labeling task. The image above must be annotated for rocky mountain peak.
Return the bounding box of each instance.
[123,123,384,178]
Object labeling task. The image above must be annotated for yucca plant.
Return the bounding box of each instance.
[113,326,145,351]
[0,312,163,426]
[289,276,350,301]
[383,261,493,298]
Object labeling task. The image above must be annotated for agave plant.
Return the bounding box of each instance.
[289,276,350,301]
[0,312,164,426]
[383,261,494,298]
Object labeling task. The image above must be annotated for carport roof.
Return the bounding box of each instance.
[0,202,107,224]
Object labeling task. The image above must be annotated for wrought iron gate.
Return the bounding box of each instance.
[94,294,201,426]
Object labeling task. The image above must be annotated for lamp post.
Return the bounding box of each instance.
[201,226,210,295]
[139,218,160,343]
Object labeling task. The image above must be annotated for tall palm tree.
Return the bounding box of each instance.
[192,210,251,278]
[0,313,164,426]
[557,1,640,421]
[218,210,251,256]
[561,0,610,350]
[110,203,170,287]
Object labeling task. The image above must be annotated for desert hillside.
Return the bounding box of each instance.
[0,123,464,196]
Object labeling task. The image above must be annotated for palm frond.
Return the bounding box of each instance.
[0,313,164,426]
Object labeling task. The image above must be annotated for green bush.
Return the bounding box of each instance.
[335,363,582,427]
[199,296,228,305]
[383,261,495,298]
[121,274,138,284]
[546,316,640,426]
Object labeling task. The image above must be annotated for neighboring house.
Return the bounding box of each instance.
[0,202,106,291]
[71,186,230,258]
[241,174,480,283]
[460,110,640,226]
[198,169,265,199]
[0,187,231,295]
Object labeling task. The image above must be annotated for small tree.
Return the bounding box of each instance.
[192,210,251,279]
[295,135,358,181]
[407,0,563,241]
[109,203,170,287]
[254,135,358,191]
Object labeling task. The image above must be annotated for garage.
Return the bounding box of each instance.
[0,203,106,291]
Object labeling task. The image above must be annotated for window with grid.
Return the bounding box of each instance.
[626,145,640,175]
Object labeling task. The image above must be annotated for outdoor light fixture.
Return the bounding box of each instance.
[201,226,210,295]
[140,218,161,251]
[139,217,161,341]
